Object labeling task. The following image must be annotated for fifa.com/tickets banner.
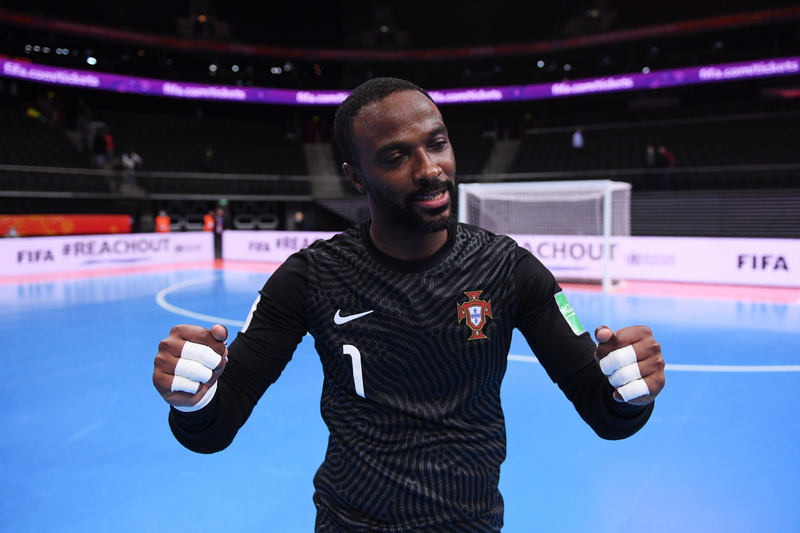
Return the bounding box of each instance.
[224,231,799,288]
[0,232,214,277]
[1,55,799,106]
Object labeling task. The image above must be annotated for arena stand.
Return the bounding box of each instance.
[0,3,799,236]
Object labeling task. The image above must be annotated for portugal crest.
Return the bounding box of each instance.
[457,290,492,340]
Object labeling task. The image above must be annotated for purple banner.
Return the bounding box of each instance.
[1,56,799,106]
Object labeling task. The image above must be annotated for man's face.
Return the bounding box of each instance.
[346,90,457,234]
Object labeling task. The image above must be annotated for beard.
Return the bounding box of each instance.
[367,177,458,234]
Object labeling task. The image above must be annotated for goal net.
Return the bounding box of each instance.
[458,180,631,290]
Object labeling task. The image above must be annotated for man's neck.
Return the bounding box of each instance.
[368,220,449,262]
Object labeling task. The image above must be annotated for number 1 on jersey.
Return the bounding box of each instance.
[343,345,365,398]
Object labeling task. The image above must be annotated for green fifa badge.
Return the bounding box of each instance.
[555,293,586,336]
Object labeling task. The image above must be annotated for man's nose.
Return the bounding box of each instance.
[412,150,442,181]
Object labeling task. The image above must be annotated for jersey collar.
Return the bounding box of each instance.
[361,220,456,274]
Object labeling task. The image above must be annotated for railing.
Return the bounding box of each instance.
[0,164,356,201]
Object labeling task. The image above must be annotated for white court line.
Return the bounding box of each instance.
[507,354,800,372]
[156,279,800,374]
[155,274,246,328]
[666,364,800,372]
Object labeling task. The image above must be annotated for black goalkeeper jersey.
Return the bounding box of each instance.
[169,222,653,532]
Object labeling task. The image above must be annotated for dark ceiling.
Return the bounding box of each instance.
[3,0,798,49]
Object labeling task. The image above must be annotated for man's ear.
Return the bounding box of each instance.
[343,162,367,194]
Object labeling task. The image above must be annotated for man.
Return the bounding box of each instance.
[155,210,170,233]
[121,149,143,189]
[153,78,665,532]
[214,208,225,258]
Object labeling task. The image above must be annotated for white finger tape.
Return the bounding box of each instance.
[608,362,642,388]
[181,341,222,370]
[174,382,218,413]
[171,375,200,394]
[599,344,637,376]
[617,378,650,402]
[175,358,213,384]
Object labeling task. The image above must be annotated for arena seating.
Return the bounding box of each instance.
[510,112,800,174]
[442,118,495,176]
[100,109,307,175]
[0,106,88,168]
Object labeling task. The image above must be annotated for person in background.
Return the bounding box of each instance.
[155,211,171,233]
[121,149,144,190]
[293,211,305,231]
[572,126,584,149]
[657,146,676,190]
[204,211,215,232]
[214,208,225,258]
[644,145,656,168]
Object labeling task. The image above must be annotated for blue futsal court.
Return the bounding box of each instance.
[2,264,799,532]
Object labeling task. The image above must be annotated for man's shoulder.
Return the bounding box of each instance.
[303,222,366,264]
[456,223,517,249]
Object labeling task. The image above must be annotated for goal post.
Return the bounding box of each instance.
[458,180,631,291]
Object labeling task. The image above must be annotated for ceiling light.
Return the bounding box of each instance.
[86,57,97,65]
[231,65,239,72]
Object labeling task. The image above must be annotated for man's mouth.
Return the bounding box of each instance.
[415,189,446,201]
[412,187,450,209]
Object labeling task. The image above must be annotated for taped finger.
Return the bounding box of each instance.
[171,375,200,394]
[599,344,637,376]
[181,341,222,370]
[608,362,642,388]
[617,378,650,402]
[175,358,213,384]
[173,382,218,413]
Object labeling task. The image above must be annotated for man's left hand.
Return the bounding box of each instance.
[594,325,665,406]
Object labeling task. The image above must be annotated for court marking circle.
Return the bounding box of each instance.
[155,274,246,328]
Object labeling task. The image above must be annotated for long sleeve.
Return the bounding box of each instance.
[513,246,653,440]
[168,252,310,453]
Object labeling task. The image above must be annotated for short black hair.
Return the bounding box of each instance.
[334,77,435,168]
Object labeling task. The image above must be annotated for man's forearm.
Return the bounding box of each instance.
[558,361,653,440]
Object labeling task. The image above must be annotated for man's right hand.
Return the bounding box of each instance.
[153,324,228,409]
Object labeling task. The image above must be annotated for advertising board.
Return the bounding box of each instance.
[224,231,798,288]
[222,230,337,263]
[0,232,214,277]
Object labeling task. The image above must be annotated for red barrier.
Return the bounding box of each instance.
[0,214,131,237]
